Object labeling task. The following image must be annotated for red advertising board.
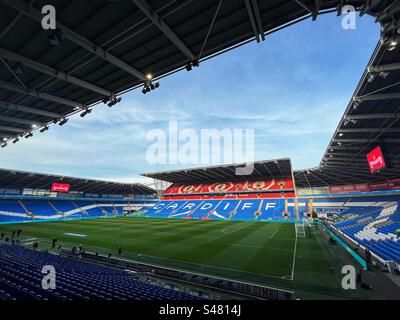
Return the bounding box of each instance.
[367,146,386,174]
[328,178,400,194]
[328,183,370,194]
[369,178,400,192]
[51,183,70,193]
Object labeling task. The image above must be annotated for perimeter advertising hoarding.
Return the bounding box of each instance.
[369,178,400,191]
[328,179,400,194]
[328,183,370,194]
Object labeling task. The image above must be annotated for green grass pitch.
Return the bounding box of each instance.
[0,217,368,299]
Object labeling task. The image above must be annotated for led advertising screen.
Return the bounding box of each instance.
[367,146,386,174]
[51,183,70,193]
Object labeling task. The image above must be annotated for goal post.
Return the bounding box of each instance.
[295,219,307,238]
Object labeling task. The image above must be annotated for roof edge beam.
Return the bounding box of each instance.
[131,0,195,61]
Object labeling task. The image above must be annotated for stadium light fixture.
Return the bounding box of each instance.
[58,118,68,126]
[102,97,110,104]
[12,138,19,144]
[80,108,92,117]
[146,73,153,81]
[387,38,398,51]
[367,72,377,83]
[31,124,38,129]
[142,82,159,94]
[40,126,49,133]
[24,132,33,139]
[185,63,192,71]
[185,60,200,72]
[1,142,7,148]
[107,97,121,107]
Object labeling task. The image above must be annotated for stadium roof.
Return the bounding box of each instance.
[141,159,293,183]
[0,0,383,143]
[294,39,400,188]
[0,168,156,195]
[0,0,399,189]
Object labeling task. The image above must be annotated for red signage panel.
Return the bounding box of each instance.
[328,183,370,194]
[369,178,400,191]
[51,183,70,193]
[367,146,386,174]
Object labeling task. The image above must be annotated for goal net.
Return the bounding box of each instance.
[295,220,307,238]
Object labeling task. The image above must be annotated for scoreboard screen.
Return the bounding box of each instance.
[51,183,70,193]
[367,146,386,174]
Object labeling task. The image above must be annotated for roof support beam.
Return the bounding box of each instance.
[131,0,195,61]
[0,125,25,133]
[0,115,40,126]
[338,128,400,133]
[251,0,265,40]
[325,157,367,162]
[244,0,265,42]
[311,170,353,185]
[356,92,400,101]
[347,113,400,120]
[295,0,319,20]
[322,161,369,169]
[371,62,400,73]
[0,100,60,118]
[334,138,400,143]
[1,0,146,80]
[323,168,372,179]
[0,48,113,97]
[0,0,36,40]
[0,79,85,109]
[245,0,261,42]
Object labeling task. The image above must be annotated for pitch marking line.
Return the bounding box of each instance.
[270,224,281,239]
[290,233,298,281]
[209,223,249,243]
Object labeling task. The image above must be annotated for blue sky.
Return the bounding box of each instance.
[0,13,380,184]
